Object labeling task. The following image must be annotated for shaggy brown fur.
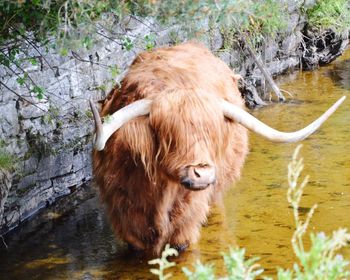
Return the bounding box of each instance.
[93,43,248,255]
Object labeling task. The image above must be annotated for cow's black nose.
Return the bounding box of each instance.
[180,165,216,191]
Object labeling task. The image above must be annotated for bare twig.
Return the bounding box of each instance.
[280,88,294,98]
[21,35,56,73]
[71,51,110,68]
[0,50,40,87]
[0,235,8,249]
[0,81,46,112]
[129,15,157,32]
[95,30,123,46]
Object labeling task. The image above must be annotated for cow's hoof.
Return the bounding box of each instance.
[127,243,145,255]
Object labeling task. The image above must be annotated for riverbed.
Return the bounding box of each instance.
[0,49,349,279]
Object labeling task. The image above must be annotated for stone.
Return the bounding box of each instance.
[37,152,73,180]
[73,152,91,172]
[17,174,37,190]
[284,13,300,34]
[1,207,20,233]
[0,102,20,137]
[18,101,50,119]
[304,0,317,9]
[18,185,54,221]
[281,33,301,55]
[264,42,279,62]
[209,27,224,52]
[0,169,11,228]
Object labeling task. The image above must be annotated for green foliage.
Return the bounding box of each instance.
[0,152,14,171]
[109,65,120,79]
[102,114,112,124]
[0,0,125,45]
[16,73,28,86]
[306,0,350,32]
[183,261,216,280]
[144,34,156,51]
[32,85,45,100]
[182,248,263,280]
[148,244,179,280]
[122,37,134,51]
[0,0,290,53]
[129,0,288,44]
[150,146,350,280]
[223,248,263,279]
[277,145,350,280]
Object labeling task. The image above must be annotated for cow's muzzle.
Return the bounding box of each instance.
[180,165,216,191]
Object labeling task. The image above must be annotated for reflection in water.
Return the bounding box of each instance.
[0,49,350,279]
[326,57,350,90]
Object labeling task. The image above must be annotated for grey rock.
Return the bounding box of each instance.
[284,13,300,34]
[73,152,91,172]
[37,152,73,180]
[304,0,317,9]
[0,102,20,136]
[17,174,37,190]
[18,101,49,119]
[217,51,232,66]
[264,42,279,62]
[20,157,39,176]
[210,28,224,52]
[281,33,301,55]
[18,185,54,221]
[4,136,29,157]
[0,169,11,228]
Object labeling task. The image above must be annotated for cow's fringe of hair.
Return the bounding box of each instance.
[118,89,226,185]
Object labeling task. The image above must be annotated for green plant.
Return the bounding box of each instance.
[122,37,134,51]
[275,145,350,280]
[130,0,288,45]
[183,247,263,280]
[306,0,350,32]
[144,34,156,51]
[183,261,216,280]
[0,152,14,171]
[149,244,179,280]
[0,0,129,104]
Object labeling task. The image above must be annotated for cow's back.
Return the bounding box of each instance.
[100,43,244,117]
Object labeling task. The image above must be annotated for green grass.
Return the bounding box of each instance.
[0,152,14,171]
[306,0,350,32]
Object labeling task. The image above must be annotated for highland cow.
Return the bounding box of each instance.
[90,43,345,255]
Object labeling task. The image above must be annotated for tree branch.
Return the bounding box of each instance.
[237,29,286,102]
[0,81,46,112]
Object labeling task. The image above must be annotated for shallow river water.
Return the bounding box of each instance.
[1,49,350,279]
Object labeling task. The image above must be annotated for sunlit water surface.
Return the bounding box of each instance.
[1,49,350,279]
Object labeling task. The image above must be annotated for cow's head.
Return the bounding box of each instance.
[90,93,345,190]
[148,90,226,191]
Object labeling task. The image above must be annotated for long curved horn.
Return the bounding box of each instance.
[221,96,346,143]
[89,99,152,151]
